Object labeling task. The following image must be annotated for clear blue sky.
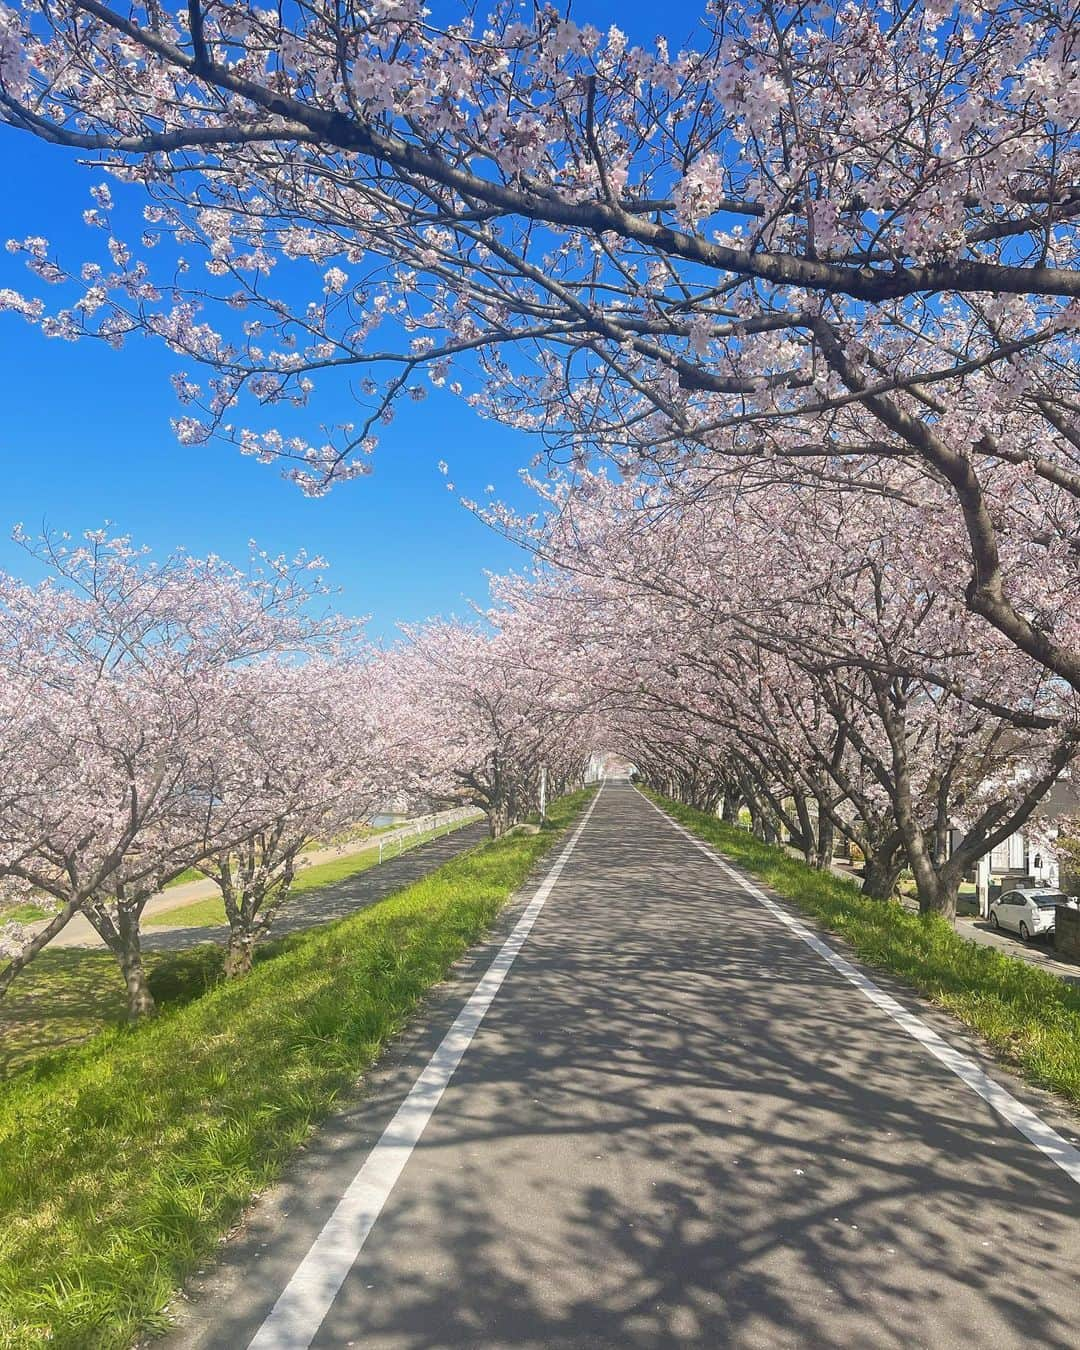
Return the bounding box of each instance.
[0,0,709,638]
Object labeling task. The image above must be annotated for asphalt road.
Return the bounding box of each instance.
[139,820,490,954]
[166,782,1080,1350]
[34,819,487,952]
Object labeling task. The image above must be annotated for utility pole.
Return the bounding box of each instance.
[976,855,990,919]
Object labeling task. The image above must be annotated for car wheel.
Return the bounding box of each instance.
[1019,922,1031,942]
[989,912,999,929]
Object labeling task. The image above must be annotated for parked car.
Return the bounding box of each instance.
[988,888,1069,941]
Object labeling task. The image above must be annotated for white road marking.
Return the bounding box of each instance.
[247,784,605,1350]
[638,789,1080,1188]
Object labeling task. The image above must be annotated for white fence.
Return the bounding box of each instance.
[376,806,484,864]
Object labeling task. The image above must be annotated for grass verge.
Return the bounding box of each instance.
[159,822,405,891]
[648,792,1080,1112]
[161,867,203,889]
[0,820,484,1076]
[0,789,592,1350]
[0,949,137,1078]
[0,903,51,924]
[145,818,479,929]
[0,945,241,1078]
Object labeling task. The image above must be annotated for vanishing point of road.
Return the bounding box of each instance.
[167,781,1080,1350]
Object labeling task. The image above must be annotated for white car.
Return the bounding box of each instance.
[988,888,1068,941]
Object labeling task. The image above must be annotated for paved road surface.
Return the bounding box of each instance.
[166,782,1080,1350]
[139,820,490,954]
[31,819,484,951]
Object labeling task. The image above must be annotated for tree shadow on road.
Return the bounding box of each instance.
[193,794,1080,1350]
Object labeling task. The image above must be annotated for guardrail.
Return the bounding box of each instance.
[377,807,484,864]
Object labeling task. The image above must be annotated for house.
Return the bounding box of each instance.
[960,778,1080,913]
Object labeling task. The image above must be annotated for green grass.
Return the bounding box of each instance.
[0,946,235,1078]
[162,867,203,889]
[145,819,479,930]
[158,823,411,892]
[0,821,482,1077]
[0,903,51,924]
[0,789,592,1350]
[0,950,129,1077]
[649,793,1080,1112]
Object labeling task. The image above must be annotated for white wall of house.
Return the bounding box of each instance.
[986,829,1060,887]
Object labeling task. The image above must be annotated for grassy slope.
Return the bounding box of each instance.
[0,822,480,1075]
[158,823,405,891]
[0,945,241,1078]
[0,789,591,1350]
[0,950,132,1077]
[161,867,203,889]
[649,793,1080,1112]
[145,819,475,929]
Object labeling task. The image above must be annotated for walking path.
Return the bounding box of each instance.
[138,820,489,953]
[165,781,1079,1350]
[30,815,482,951]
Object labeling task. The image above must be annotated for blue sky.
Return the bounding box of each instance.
[0,0,710,639]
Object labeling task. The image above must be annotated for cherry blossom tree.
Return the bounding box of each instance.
[487,459,1080,916]
[391,617,594,837]
[194,655,399,977]
[5,1,1080,695]
[7,0,1080,925]
[0,528,355,1015]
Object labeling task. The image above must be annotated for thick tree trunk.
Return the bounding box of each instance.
[900,819,961,919]
[749,794,779,844]
[88,898,157,1018]
[897,817,961,917]
[488,802,510,838]
[814,813,835,871]
[117,918,156,1018]
[916,872,960,920]
[793,790,816,864]
[861,852,904,901]
[224,930,256,979]
[876,695,960,921]
[721,795,740,824]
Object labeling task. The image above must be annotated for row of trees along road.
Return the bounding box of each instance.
[483,466,1079,920]
[2,11,1080,931]
[0,533,595,1017]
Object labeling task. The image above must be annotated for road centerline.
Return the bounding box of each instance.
[637,788,1080,1187]
[245,783,605,1350]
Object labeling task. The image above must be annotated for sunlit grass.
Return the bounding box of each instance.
[0,789,592,1349]
[0,821,481,1076]
[0,949,130,1077]
[650,792,1080,1111]
[161,867,203,889]
[0,903,51,923]
[145,819,476,930]
[157,822,411,893]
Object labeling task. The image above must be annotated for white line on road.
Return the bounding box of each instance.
[247,783,605,1350]
[638,790,1080,1188]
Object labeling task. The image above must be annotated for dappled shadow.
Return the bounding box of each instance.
[0,948,126,1077]
[142,822,490,954]
[0,825,491,1077]
[189,784,1080,1350]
